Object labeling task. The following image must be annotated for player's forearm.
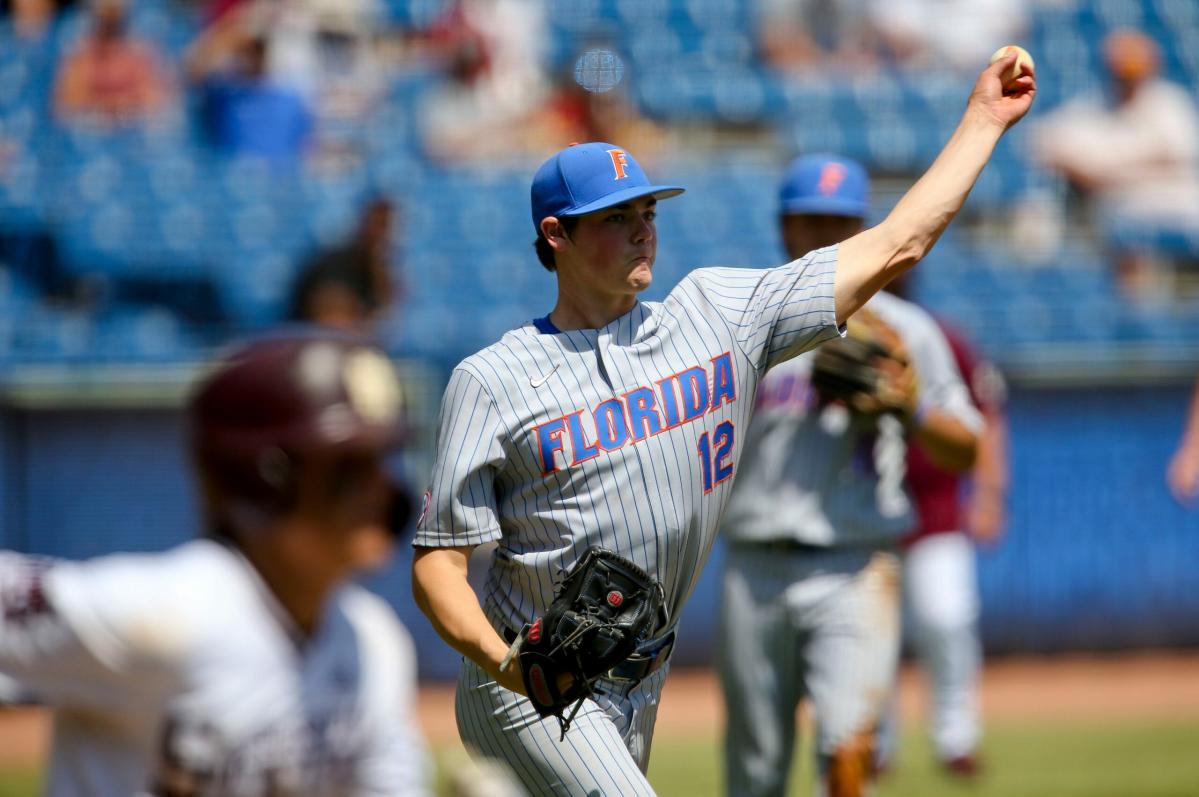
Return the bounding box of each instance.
[836,112,1004,322]
[973,411,1009,492]
[911,409,979,474]
[410,547,510,677]
[888,109,1004,261]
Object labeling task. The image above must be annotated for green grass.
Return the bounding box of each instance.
[3,719,1196,796]
[647,719,1199,797]
[0,771,39,797]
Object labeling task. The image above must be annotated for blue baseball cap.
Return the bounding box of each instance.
[779,154,869,218]
[531,142,684,231]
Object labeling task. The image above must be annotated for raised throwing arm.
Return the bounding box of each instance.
[835,55,1036,324]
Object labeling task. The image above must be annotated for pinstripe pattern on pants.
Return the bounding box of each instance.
[456,658,667,796]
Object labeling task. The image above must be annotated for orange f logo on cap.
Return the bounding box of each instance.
[608,148,629,180]
[817,162,847,196]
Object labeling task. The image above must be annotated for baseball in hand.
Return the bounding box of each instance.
[990,45,1035,84]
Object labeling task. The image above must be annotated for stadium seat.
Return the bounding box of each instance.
[0,0,1197,370]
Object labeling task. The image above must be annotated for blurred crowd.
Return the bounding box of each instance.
[1,0,1199,345]
[8,0,656,167]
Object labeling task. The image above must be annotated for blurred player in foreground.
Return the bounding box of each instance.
[717,155,981,797]
[412,57,1033,797]
[0,332,429,795]
[879,273,1010,777]
[1167,375,1199,506]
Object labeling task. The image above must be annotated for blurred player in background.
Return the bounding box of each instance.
[717,154,982,797]
[880,272,1010,777]
[0,332,429,795]
[1167,375,1199,507]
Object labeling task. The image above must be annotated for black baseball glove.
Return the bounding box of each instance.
[810,310,917,418]
[501,548,664,737]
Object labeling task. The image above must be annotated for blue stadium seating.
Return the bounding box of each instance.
[0,1,1197,367]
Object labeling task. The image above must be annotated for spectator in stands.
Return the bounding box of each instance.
[1030,30,1199,299]
[755,0,879,72]
[263,0,390,169]
[202,0,249,27]
[186,4,312,161]
[533,51,669,168]
[288,196,398,333]
[5,0,60,44]
[52,0,174,127]
[417,0,549,165]
[869,0,1027,72]
[1167,376,1199,507]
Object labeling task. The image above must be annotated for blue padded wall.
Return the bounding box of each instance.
[0,410,15,549]
[18,410,198,558]
[2,385,1198,680]
[977,386,1199,651]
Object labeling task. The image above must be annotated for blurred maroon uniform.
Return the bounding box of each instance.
[898,320,1007,771]
[904,323,1006,547]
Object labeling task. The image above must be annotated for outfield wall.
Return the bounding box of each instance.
[1,382,1196,680]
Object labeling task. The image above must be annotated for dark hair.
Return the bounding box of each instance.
[533,216,580,272]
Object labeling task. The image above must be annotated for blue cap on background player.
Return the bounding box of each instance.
[531,142,685,231]
[778,154,869,218]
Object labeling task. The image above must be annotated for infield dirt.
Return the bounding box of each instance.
[1,651,1197,765]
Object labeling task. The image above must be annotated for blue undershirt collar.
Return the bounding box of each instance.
[532,315,562,335]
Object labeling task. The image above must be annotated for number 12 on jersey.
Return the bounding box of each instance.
[697,420,735,493]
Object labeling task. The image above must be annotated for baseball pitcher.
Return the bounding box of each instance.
[413,56,1035,797]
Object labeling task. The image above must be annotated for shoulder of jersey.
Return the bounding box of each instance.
[338,584,407,636]
[48,540,253,663]
[66,539,244,601]
[457,324,540,367]
[147,539,262,624]
[677,266,740,294]
[869,290,940,338]
[453,324,565,391]
[338,585,416,673]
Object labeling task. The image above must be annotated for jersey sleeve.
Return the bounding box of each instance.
[685,245,842,373]
[414,365,507,548]
[909,315,983,432]
[0,552,178,710]
[969,358,1008,415]
[941,324,1007,414]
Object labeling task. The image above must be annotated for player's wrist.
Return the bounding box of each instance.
[960,104,1009,137]
[480,634,512,673]
[901,399,928,430]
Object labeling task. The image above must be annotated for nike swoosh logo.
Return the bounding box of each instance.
[530,364,560,388]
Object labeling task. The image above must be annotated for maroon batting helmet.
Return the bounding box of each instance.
[188,331,405,515]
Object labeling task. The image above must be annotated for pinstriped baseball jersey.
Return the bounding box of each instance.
[721,289,982,548]
[416,246,842,635]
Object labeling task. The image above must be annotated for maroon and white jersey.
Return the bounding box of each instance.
[903,321,1006,544]
[0,539,429,796]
